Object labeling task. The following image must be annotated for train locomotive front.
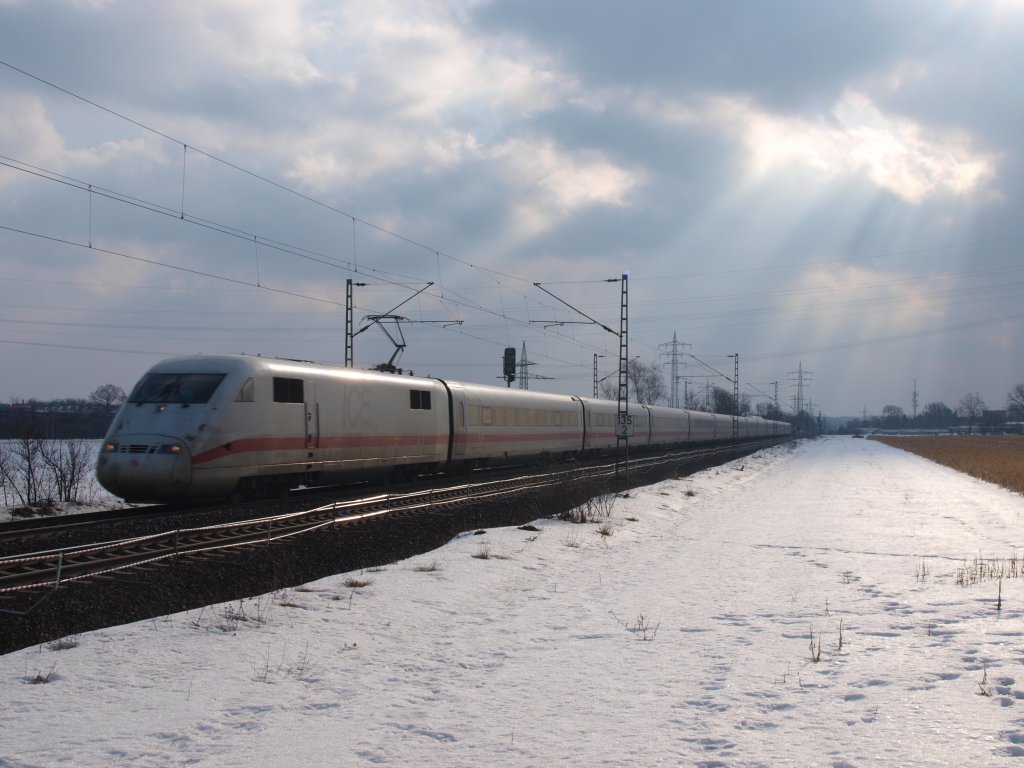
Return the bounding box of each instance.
[96,355,455,502]
[96,356,243,501]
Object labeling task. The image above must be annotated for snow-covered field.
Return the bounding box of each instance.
[3,436,1024,766]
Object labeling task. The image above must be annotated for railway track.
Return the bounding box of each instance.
[0,438,788,650]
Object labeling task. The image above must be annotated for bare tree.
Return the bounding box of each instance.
[1008,384,1024,417]
[683,389,702,411]
[39,439,94,503]
[628,359,666,405]
[711,385,751,416]
[0,447,12,506]
[598,359,666,405]
[755,401,786,420]
[0,432,44,506]
[89,384,127,414]
[881,404,906,428]
[957,392,986,435]
[921,401,956,429]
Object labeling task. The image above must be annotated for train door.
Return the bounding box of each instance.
[453,394,467,458]
[305,380,319,449]
[434,381,466,469]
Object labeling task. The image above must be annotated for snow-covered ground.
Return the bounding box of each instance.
[3,436,1024,766]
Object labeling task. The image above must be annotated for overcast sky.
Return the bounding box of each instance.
[2,0,1022,418]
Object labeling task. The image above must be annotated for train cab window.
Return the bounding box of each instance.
[129,373,226,405]
[273,377,304,403]
[410,390,432,410]
[234,377,255,403]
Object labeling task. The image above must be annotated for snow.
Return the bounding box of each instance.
[3,436,1024,766]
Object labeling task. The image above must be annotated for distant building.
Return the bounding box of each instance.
[982,409,1007,425]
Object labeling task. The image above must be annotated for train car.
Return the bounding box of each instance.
[97,353,793,503]
[97,355,451,501]
[646,405,691,448]
[687,409,717,442]
[580,398,656,454]
[444,381,585,467]
[711,413,733,440]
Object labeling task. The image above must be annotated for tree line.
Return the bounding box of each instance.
[843,384,1024,434]
[597,359,790,421]
[3,384,127,416]
[1,384,127,440]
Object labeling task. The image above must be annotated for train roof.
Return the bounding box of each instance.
[137,356,792,427]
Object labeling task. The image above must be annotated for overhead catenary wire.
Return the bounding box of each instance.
[0,152,603,364]
[0,58,539,288]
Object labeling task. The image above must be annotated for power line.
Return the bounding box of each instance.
[0,156,614,364]
[636,233,1024,282]
[0,59,537,287]
[746,310,1024,362]
[0,224,348,307]
[0,59,655,369]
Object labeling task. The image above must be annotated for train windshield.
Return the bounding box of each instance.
[129,373,226,405]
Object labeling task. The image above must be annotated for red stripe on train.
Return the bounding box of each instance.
[191,431,580,465]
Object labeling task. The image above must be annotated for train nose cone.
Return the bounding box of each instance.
[95,437,192,502]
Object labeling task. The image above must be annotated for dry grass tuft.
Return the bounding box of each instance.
[954,553,1021,586]
[342,577,374,589]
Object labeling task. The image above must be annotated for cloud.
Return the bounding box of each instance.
[721,91,998,204]
[776,264,957,362]
[287,124,476,189]
[177,0,327,85]
[488,136,641,239]
[329,0,569,122]
[0,95,172,197]
[0,96,65,177]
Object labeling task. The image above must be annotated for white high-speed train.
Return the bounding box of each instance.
[96,354,790,502]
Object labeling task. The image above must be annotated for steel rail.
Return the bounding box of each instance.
[0,438,785,607]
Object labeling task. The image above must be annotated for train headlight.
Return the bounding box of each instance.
[103,442,118,453]
[158,444,182,455]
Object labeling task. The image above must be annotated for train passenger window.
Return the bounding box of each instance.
[410,390,432,410]
[234,377,255,402]
[273,377,304,403]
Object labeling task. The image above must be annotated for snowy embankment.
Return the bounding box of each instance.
[3,437,1024,766]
